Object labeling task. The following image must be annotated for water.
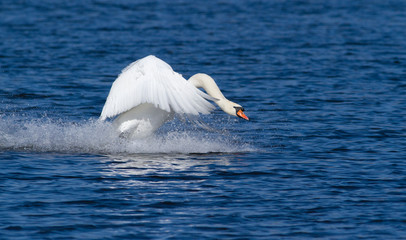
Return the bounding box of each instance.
[1,0,406,239]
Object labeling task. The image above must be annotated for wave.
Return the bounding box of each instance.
[0,115,253,154]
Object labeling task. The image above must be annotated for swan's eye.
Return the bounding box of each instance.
[234,106,244,112]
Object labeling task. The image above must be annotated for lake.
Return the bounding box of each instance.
[1,0,406,239]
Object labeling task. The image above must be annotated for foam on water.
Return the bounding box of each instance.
[0,115,252,154]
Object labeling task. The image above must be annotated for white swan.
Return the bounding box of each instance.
[100,55,248,138]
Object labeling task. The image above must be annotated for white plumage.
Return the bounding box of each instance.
[100,55,215,121]
[100,55,248,138]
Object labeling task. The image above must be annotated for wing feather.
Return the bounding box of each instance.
[100,55,215,120]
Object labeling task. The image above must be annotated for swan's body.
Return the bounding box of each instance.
[100,55,248,138]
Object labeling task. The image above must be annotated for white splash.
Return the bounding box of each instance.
[0,115,252,154]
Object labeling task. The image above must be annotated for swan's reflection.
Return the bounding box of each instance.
[101,153,233,178]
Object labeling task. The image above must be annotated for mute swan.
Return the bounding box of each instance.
[100,55,248,138]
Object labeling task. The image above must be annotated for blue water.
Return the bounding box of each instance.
[1,0,406,239]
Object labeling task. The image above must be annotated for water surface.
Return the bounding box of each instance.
[1,0,406,239]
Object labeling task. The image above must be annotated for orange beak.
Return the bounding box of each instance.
[237,109,249,121]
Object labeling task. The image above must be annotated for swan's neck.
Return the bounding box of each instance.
[188,73,239,116]
[188,73,226,100]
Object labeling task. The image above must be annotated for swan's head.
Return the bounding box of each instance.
[218,100,249,120]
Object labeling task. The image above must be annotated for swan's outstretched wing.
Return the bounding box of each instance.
[100,55,215,120]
